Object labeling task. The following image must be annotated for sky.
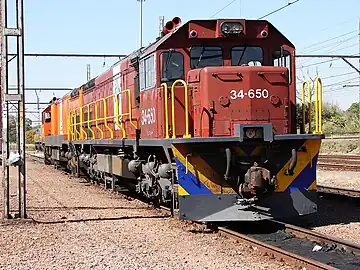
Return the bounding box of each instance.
[5,0,360,124]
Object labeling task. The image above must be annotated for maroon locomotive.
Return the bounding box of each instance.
[42,17,323,222]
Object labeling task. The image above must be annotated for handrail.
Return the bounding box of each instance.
[301,80,311,134]
[101,97,114,139]
[73,112,80,139]
[123,89,137,129]
[314,77,323,134]
[114,94,126,138]
[86,104,95,140]
[67,118,72,139]
[68,88,136,141]
[161,83,170,139]
[79,106,87,140]
[170,79,191,139]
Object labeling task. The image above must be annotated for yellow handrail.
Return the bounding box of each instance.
[67,117,72,139]
[170,79,191,139]
[79,106,87,140]
[73,112,81,140]
[123,89,137,129]
[86,104,95,140]
[67,88,136,141]
[114,94,126,138]
[301,80,311,134]
[94,102,104,139]
[161,83,169,139]
[314,77,323,134]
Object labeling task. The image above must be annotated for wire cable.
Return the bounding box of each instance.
[258,0,300,20]
[209,0,238,18]
[299,30,357,52]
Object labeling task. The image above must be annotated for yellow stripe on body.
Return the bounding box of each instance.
[172,145,234,194]
[178,185,189,196]
[234,146,262,157]
[307,180,317,191]
[276,139,321,192]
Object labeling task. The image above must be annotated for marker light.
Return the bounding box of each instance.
[220,22,244,35]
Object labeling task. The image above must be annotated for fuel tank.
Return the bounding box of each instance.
[188,66,291,137]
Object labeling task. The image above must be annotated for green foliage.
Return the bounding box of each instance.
[297,101,360,135]
[8,115,33,143]
[25,129,36,144]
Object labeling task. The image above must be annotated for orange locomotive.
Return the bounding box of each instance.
[42,17,324,222]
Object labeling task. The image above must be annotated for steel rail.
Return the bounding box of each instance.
[217,227,333,270]
[317,185,360,198]
[317,162,360,171]
[272,220,360,254]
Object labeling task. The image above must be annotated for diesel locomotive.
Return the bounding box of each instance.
[40,17,324,222]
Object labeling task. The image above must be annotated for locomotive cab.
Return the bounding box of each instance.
[155,18,322,221]
[158,19,296,139]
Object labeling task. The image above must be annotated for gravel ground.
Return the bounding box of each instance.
[317,169,360,190]
[295,169,360,245]
[0,161,292,270]
[297,195,360,245]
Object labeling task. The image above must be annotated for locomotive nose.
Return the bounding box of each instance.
[193,66,290,136]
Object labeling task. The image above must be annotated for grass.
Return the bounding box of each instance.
[320,140,360,154]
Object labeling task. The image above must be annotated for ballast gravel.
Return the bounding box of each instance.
[303,169,360,245]
[0,161,292,270]
[317,169,360,191]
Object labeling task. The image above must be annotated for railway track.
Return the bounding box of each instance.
[318,154,360,172]
[220,220,360,270]
[318,185,360,198]
[26,151,360,269]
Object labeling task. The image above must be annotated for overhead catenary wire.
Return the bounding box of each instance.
[299,30,358,52]
[257,0,300,20]
[209,0,238,18]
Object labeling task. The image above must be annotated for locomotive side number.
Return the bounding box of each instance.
[141,107,156,125]
[230,89,269,100]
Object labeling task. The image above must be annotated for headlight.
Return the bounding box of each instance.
[221,22,244,35]
[244,128,263,139]
[245,128,256,139]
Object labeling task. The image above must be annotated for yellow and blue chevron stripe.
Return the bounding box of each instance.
[173,138,322,196]
[172,145,234,196]
[276,139,321,192]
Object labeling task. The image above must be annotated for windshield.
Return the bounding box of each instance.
[231,46,263,66]
[190,46,223,69]
[162,51,184,82]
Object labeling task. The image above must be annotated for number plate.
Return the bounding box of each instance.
[141,107,156,125]
[230,89,269,99]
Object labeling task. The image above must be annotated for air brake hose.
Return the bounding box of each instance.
[224,148,231,181]
[285,149,297,176]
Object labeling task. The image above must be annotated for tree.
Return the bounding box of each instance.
[347,102,360,115]
[25,129,36,144]
[8,115,33,143]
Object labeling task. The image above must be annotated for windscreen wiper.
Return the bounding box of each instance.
[236,46,247,66]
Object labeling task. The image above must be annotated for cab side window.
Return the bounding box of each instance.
[273,49,291,83]
[44,112,51,123]
[161,50,184,84]
[139,54,156,91]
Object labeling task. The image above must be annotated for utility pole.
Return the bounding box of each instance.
[137,0,145,48]
[159,16,164,37]
[1,0,27,220]
[86,64,91,81]
[34,89,41,129]
[358,18,360,130]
